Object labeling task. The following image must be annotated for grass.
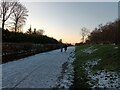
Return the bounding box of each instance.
[73,44,120,88]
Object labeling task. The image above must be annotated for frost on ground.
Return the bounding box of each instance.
[55,50,75,88]
[2,47,75,88]
[81,47,120,89]
[83,59,120,89]
[81,46,97,54]
[114,46,118,49]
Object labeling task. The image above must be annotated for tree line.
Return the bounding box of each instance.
[79,19,120,45]
[88,19,119,44]
[0,0,59,44]
[2,28,59,44]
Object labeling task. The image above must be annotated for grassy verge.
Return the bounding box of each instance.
[73,44,120,88]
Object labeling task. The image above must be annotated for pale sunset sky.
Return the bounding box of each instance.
[20,0,118,44]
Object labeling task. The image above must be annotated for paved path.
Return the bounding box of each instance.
[2,47,75,88]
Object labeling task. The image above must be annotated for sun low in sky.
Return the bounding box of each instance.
[22,2,118,44]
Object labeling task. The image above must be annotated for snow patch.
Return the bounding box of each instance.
[81,46,97,54]
[56,50,75,88]
[90,70,120,89]
[83,59,120,89]
[114,47,118,49]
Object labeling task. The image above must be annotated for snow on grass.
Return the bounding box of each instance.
[83,59,120,89]
[81,46,97,54]
[114,46,118,49]
[91,70,120,89]
[56,50,75,88]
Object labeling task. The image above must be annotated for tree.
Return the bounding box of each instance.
[26,25,32,34]
[33,28,36,35]
[88,20,120,44]
[36,29,45,35]
[10,2,28,32]
[81,27,89,43]
[0,0,17,31]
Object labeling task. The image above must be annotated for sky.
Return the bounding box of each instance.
[21,2,118,44]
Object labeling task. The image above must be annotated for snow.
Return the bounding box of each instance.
[2,47,75,88]
[81,46,97,54]
[114,46,118,49]
[91,70,120,89]
[81,46,120,89]
[83,59,120,89]
[0,65,2,90]
[56,50,75,88]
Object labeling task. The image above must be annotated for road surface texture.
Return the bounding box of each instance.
[2,47,75,88]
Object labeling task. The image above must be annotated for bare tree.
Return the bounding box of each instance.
[0,0,17,31]
[81,27,89,43]
[10,2,28,32]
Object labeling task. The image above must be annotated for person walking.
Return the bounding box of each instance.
[59,39,63,52]
[64,44,67,53]
[60,43,63,52]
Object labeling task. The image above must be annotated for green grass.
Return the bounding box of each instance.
[73,44,120,88]
[93,44,120,71]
